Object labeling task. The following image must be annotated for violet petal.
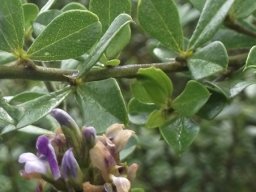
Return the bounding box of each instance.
[18,153,39,163]
[19,153,48,174]
[61,148,79,179]
[36,135,61,180]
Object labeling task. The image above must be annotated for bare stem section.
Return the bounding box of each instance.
[0,61,186,83]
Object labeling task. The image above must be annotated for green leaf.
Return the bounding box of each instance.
[244,46,256,70]
[90,0,131,32]
[179,3,200,26]
[209,79,255,98]
[172,80,210,116]
[160,117,200,153]
[230,0,256,19]
[0,51,16,65]
[77,78,128,133]
[189,0,205,11]
[0,95,19,123]
[27,10,101,61]
[9,92,44,105]
[189,0,234,49]
[1,125,16,135]
[0,107,15,125]
[146,109,167,129]
[188,41,228,79]
[197,89,228,119]
[214,29,256,49]
[18,125,54,135]
[16,87,71,129]
[131,67,173,106]
[23,3,39,31]
[62,2,87,11]
[0,0,24,53]
[79,13,132,75]
[90,0,131,58]
[39,0,56,14]
[105,26,131,59]
[32,10,62,36]
[128,98,156,125]
[138,0,183,52]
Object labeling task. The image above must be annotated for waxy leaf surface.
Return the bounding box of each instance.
[146,109,166,129]
[77,79,128,133]
[138,0,183,52]
[23,3,39,31]
[16,87,71,128]
[230,0,256,19]
[132,67,173,106]
[160,117,200,153]
[32,10,62,36]
[28,10,101,61]
[188,41,228,79]
[189,0,234,49]
[128,98,156,125]
[79,13,132,75]
[90,0,131,58]
[0,0,24,53]
[172,80,210,116]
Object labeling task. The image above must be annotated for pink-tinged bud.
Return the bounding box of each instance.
[110,175,131,192]
[82,126,96,149]
[89,140,116,181]
[127,163,139,181]
[51,108,82,155]
[106,124,135,153]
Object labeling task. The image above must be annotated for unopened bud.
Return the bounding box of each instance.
[127,163,138,181]
[61,148,82,182]
[82,126,96,149]
[51,108,82,155]
[90,141,116,180]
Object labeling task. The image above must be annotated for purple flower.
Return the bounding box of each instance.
[61,148,81,180]
[18,135,61,180]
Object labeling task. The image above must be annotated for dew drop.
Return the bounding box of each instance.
[44,52,50,56]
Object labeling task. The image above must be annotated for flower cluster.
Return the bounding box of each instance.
[18,108,138,192]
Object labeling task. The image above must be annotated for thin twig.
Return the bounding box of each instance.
[225,16,256,38]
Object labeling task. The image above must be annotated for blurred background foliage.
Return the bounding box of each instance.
[1,0,256,191]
